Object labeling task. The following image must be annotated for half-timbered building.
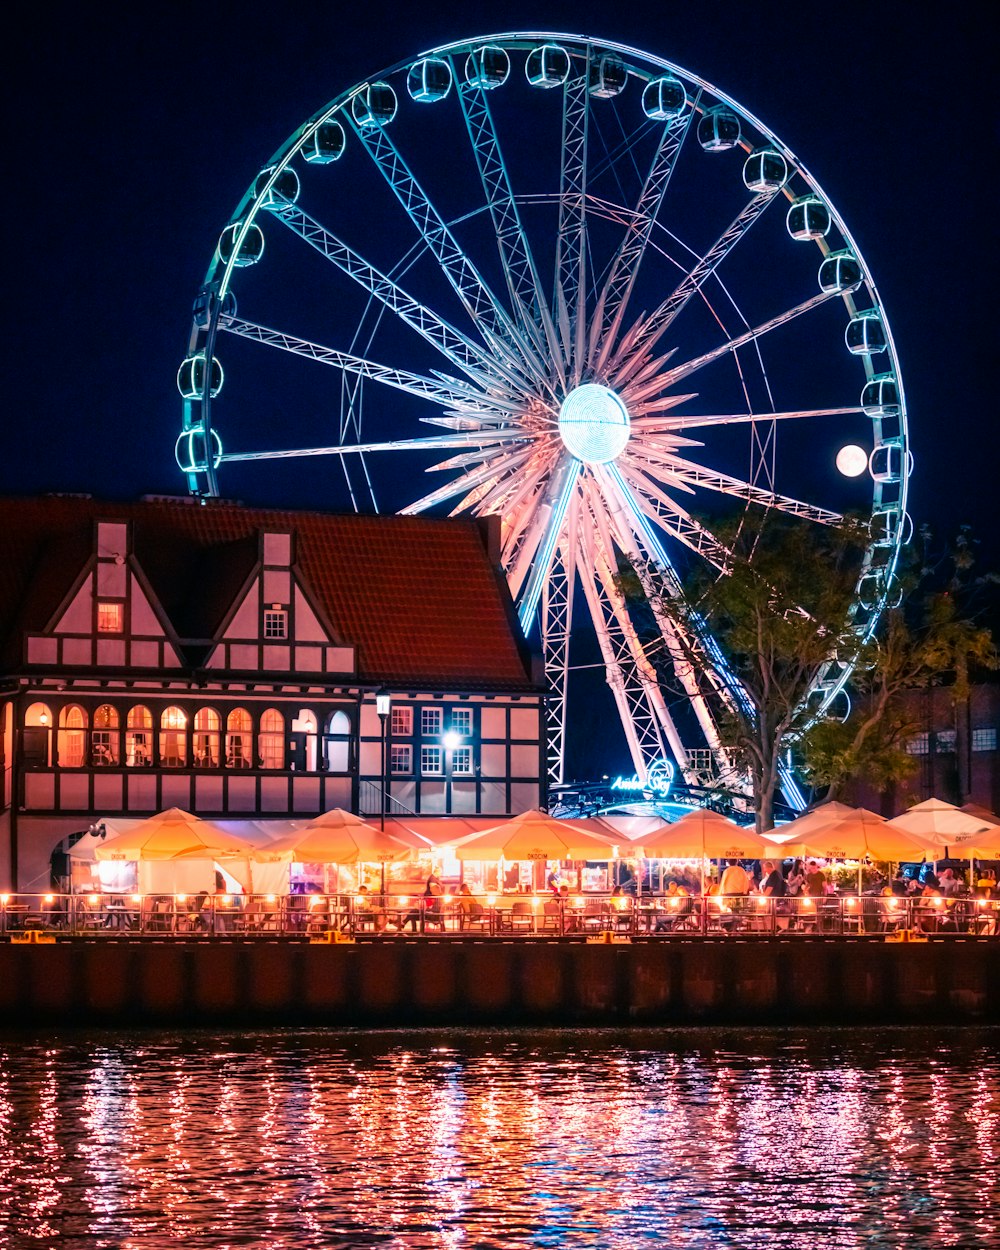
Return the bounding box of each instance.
[0,496,544,890]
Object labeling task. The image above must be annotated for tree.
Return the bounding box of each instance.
[622,517,997,831]
[621,511,870,833]
[799,526,998,797]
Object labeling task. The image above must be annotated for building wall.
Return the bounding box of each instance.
[846,683,1000,815]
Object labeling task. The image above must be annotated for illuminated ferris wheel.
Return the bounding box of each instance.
[176,32,910,802]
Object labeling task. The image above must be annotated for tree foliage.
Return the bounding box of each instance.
[624,511,869,832]
[799,525,998,794]
[624,515,997,831]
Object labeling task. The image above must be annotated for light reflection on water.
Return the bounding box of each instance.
[0,1027,997,1249]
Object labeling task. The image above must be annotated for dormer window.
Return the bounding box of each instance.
[97,601,124,633]
[263,609,288,639]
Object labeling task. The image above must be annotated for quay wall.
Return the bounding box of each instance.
[1,937,998,1027]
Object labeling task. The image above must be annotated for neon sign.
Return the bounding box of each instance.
[610,757,675,799]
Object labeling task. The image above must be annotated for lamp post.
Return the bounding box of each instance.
[375,687,391,833]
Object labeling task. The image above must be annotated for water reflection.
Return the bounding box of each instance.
[0,1028,997,1248]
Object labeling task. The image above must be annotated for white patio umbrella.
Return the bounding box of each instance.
[94,808,254,860]
[452,809,618,862]
[888,798,995,843]
[253,807,419,892]
[636,809,774,895]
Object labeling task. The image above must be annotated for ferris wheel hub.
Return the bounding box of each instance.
[558,384,630,464]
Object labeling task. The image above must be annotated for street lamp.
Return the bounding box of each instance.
[375,687,391,833]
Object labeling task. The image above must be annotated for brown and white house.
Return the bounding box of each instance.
[0,495,545,890]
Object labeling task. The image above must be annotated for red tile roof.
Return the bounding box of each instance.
[0,495,538,690]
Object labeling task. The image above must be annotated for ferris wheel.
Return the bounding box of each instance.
[176,32,910,803]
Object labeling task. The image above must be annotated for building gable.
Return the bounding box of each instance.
[205,529,355,676]
[25,520,182,670]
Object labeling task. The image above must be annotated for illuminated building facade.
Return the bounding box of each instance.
[0,496,544,890]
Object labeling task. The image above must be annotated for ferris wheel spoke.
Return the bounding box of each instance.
[347,117,550,388]
[512,457,583,629]
[453,71,564,379]
[219,430,528,464]
[611,188,782,372]
[614,461,734,571]
[639,291,838,398]
[452,452,552,530]
[657,461,844,525]
[636,405,864,431]
[220,316,512,417]
[553,54,592,380]
[588,103,698,374]
[399,446,535,516]
[267,200,530,396]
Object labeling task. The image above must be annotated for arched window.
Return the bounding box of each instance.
[193,707,220,768]
[23,702,53,767]
[159,706,188,767]
[258,708,285,770]
[92,704,120,765]
[125,705,153,766]
[226,708,252,768]
[325,709,352,772]
[57,705,88,768]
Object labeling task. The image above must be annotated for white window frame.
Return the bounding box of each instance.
[390,706,413,736]
[972,727,997,753]
[935,729,957,753]
[421,707,443,737]
[263,609,288,639]
[451,708,473,736]
[451,745,473,776]
[420,745,443,775]
[390,744,412,775]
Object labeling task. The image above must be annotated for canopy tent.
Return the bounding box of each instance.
[452,809,618,862]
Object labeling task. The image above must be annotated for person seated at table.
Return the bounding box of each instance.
[422,873,446,931]
[938,868,963,898]
[915,882,944,932]
[183,891,210,932]
[457,883,484,930]
[557,883,582,932]
[655,881,693,931]
[547,869,561,896]
[354,884,386,931]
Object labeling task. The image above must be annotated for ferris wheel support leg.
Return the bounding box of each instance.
[576,534,681,782]
[541,538,577,787]
[595,464,747,793]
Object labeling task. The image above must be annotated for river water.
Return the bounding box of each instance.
[1,1027,997,1249]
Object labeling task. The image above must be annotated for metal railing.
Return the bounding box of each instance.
[1,891,997,939]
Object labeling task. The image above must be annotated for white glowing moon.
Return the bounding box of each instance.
[836,445,869,478]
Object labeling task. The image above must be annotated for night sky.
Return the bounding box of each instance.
[6,2,994,777]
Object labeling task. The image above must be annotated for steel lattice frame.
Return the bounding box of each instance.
[177,32,910,804]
